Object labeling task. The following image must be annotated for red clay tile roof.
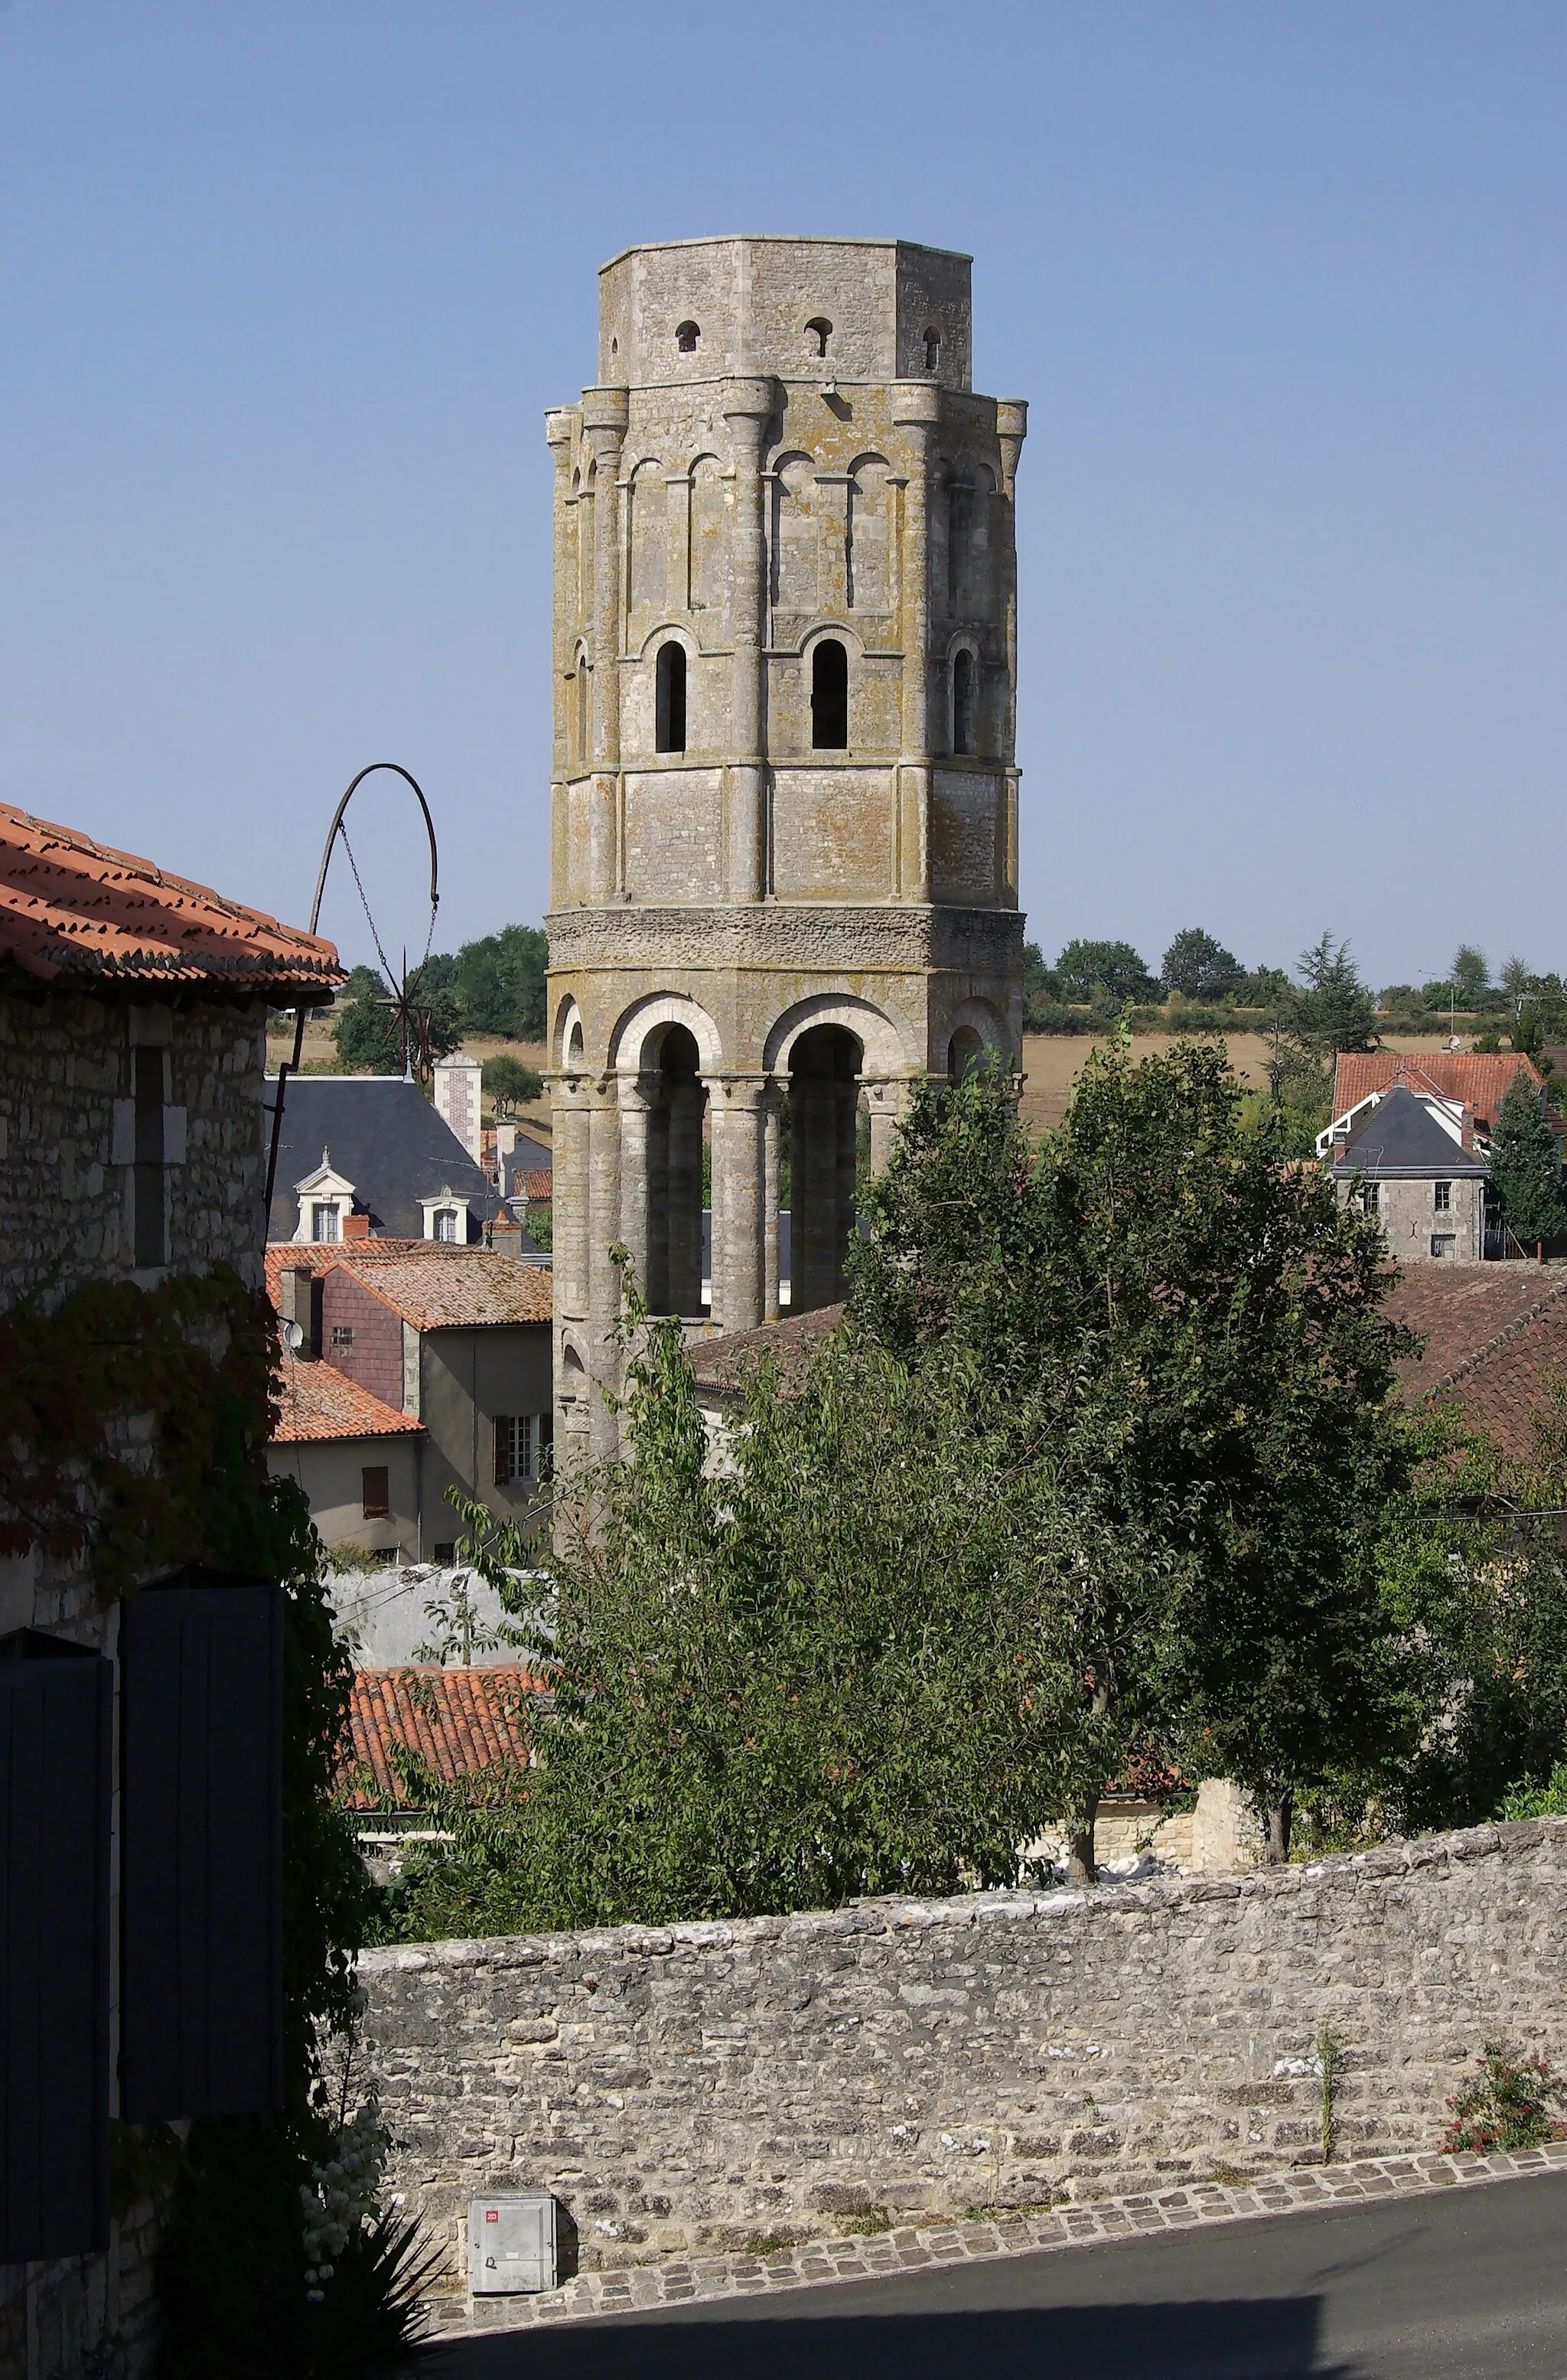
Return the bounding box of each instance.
[0,800,343,991]
[340,1664,539,1807]
[520,1169,553,1204]
[1334,1053,1544,1135]
[1385,1264,1567,1460]
[272,1350,424,1444]
[327,1247,553,1330]
[265,1240,551,1327]
[689,1302,845,1397]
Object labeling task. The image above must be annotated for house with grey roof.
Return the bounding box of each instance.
[1331,1083,1489,1262]
[266,1074,502,1244]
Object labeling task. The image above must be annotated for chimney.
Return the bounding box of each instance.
[278,1264,320,1359]
[342,1212,371,1239]
[433,1053,484,1166]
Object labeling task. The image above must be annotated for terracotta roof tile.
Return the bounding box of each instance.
[272,1350,424,1443]
[340,1664,539,1807]
[689,1302,845,1397]
[520,1169,554,1204]
[1385,1263,1567,1460]
[0,800,343,990]
[1334,1052,1544,1135]
[265,1240,552,1327]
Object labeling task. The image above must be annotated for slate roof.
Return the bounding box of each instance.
[1332,1086,1488,1179]
[340,1665,539,1808]
[1334,1053,1544,1136]
[0,800,344,992]
[1385,1264,1567,1461]
[689,1302,845,1399]
[272,1351,424,1443]
[266,1074,502,1241]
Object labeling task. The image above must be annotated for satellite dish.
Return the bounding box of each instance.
[283,1319,305,1353]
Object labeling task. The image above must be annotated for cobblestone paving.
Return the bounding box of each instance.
[428,2140,1567,2338]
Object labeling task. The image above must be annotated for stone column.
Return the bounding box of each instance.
[586,1076,622,1461]
[763,1084,782,1323]
[995,400,1028,768]
[892,382,940,901]
[550,1075,592,1323]
[545,411,575,791]
[865,1078,908,1177]
[617,1074,656,1311]
[582,385,629,904]
[722,379,777,903]
[714,1080,767,1335]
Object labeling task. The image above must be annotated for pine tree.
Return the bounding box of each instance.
[1488,1074,1567,1249]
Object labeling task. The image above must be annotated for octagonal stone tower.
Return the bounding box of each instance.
[546,236,1027,1457]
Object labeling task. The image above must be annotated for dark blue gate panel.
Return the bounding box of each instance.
[0,1630,112,2262]
[120,1573,284,2121]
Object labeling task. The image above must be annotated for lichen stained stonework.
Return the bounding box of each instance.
[545,236,1028,1456]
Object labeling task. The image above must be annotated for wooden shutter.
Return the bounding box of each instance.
[120,1572,283,2121]
[494,1415,511,1486]
[0,1630,112,2262]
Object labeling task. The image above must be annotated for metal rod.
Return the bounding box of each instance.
[263,764,440,1230]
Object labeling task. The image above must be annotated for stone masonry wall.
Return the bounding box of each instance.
[363,1819,1567,2290]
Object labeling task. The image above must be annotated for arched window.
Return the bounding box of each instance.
[676,320,700,354]
[953,647,975,755]
[656,641,687,754]
[924,325,941,373]
[810,639,849,750]
[805,316,832,357]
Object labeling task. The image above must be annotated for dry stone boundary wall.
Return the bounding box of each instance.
[362,1818,1567,2289]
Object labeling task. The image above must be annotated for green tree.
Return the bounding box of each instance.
[1487,1071,1567,1248]
[1452,943,1491,1006]
[852,1048,1411,1867]
[1021,939,1060,1024]
[1056,937,1158,1005]
[1500,955,1536,1022]
[332,989,399,1073]
[1161,928,1243,1002]
[481,1054,543,1115]
[1288,932,1378,1058]
[454,924,549,1039]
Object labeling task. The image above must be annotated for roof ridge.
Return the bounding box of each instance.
[1430,1272,1567,1394]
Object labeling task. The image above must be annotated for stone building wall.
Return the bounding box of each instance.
[363,1819,1567,2292]
[0,982,272,2380]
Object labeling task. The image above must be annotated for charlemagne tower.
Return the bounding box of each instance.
[546,238,1027,1455]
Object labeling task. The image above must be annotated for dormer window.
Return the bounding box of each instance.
[420,1186,468,1242]
[311,1202,341,1244]
[293,1149,356,1245]
[676,320,699,354]
[924,326,941,373]
[805,317,832,358]
[433,1208,458,1242]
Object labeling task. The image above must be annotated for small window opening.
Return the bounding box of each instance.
[432,1208,459,1243]
[1363,1181,1380,1211]
[953,648,975,755]
[331,1325,354,1351]
[1431,1234,1455,1258]
[132,1044,166,1268]
[924,325,941,372]
[806,316,832,357]
[1434,1180,1452,1212]
[676,320,699,354]
[656,641,687,753]
[575,657,589,768]
[432,1540,456,1565]
[610,336,618,357]
[494,1414,533,1487]
[811,639,849,750]
[311,1201,340,1244]
[361,1466,389,1521]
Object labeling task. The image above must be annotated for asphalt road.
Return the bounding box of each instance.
[427,2172,1567,2380]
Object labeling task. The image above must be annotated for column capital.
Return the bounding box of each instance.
[891,382,942,429]
[580,383,630,435]
[721,375,780,425]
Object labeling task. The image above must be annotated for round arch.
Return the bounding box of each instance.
[940,996,1012,1076]
[552,996,586,1071]
[763,993,914,1079]
[610,992,725,1079]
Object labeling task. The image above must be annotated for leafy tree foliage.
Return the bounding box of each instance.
[481,1054,543,1115]
[1451,943,1491,1005]
[1161,927,1243,1002]
[1288,932,1378,1058]
[1487,1072,1567,1247]
[453,924,549,1039]
[1055,937,1159,1005]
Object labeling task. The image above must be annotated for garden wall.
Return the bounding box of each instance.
[361,1818,1567,2287]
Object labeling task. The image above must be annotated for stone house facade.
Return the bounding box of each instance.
[544,236,1028,1458]
[1331,1084,1489,1263]
[0,800,340,2379]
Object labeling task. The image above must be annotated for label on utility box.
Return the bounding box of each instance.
[467,2193,558,2294]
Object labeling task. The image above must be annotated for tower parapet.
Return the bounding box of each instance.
[546,236,1027,1459]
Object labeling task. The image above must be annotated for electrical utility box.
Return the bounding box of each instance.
[467,2193,559,2294]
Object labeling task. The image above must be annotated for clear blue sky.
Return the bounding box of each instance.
[2,2,1560,990]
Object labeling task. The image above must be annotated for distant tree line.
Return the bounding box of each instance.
[331,926,548,1075]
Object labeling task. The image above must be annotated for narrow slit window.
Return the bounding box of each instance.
[656,641,687,753]
[132,1045,166,1268]
[953,649,975,755]
[805,317,832,357]
[575,658,589,768]
[810,639,849,750]
[924,326,941,372]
